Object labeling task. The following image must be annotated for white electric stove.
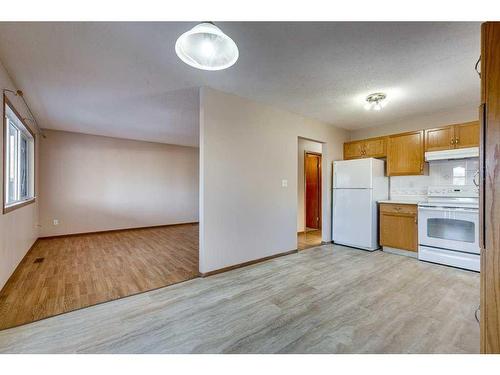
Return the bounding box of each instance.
[418,185,480,272]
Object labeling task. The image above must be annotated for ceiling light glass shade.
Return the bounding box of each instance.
[175,23,239,71]
[364,92,387,111]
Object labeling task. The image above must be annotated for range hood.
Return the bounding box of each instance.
[425,147,479,161]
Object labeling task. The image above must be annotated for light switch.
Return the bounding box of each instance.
[281,179,288,188]
[53,219,59,226]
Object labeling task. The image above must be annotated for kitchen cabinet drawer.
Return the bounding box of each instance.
[379,203,417,215]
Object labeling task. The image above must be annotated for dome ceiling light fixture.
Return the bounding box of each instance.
[364,92,388,111]
[175,22,239,71]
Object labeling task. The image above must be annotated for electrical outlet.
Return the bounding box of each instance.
[53,219,59,226]
[281,179,288,188]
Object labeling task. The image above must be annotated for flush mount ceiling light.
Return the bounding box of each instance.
[175,22,239,71]
[364,92,388,111]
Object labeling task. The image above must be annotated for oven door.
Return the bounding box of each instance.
[418,206,480,254]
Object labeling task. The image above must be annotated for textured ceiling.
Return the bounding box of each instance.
[0,22,481,146]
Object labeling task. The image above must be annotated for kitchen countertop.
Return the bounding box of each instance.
[377,200,423,205]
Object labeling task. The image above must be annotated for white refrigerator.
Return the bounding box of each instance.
[332,158,388,251]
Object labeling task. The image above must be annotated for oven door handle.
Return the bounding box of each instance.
[418,206,479,213]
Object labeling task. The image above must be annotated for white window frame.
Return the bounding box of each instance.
[3,95,36,214]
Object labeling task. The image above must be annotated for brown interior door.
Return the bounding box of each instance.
[305,153,321,229]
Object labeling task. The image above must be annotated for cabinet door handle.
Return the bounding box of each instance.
[455,137,460,145]
[451,138,455,145]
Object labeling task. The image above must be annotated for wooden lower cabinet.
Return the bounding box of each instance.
[379,203,418,252]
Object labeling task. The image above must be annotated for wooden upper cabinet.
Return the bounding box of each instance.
[387,130,425,176]
[425,126,455,151]
[343,137,387,160]
[454,121,479,149]
[363,137,387,158]
[424,121,479,152]
[344,121,478,176]
[343,140,364,159]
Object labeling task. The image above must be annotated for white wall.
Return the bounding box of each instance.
[39,129,199,237]
[297,138,322,232]
[0,61,39,290]
[349,105,478,140]
[199,87,348,274]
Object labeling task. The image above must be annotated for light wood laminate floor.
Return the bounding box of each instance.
[0,244,479,353]
[0,224,199,330]
[297,229,322,250]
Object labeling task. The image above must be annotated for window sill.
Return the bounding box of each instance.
[3,197,36,214]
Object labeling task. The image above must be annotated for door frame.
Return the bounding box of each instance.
[304,151,322,231]
[480,21,500,354]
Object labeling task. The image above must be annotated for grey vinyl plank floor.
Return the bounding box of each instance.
[0,244,479,353]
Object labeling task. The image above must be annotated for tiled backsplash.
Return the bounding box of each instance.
[390,158,479,200]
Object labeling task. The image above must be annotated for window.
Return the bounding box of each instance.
[452,166,466,185]
[427,218,475,243]
[3,96,35,213]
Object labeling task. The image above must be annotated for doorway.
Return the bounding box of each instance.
[297,138,323,250]
[305,152,322,230]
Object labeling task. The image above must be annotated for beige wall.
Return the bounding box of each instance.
[0,61,39,290]
[297,138,322,233]
[39,129,199,237]
[349,105,478,140]
[199,87,349,274]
